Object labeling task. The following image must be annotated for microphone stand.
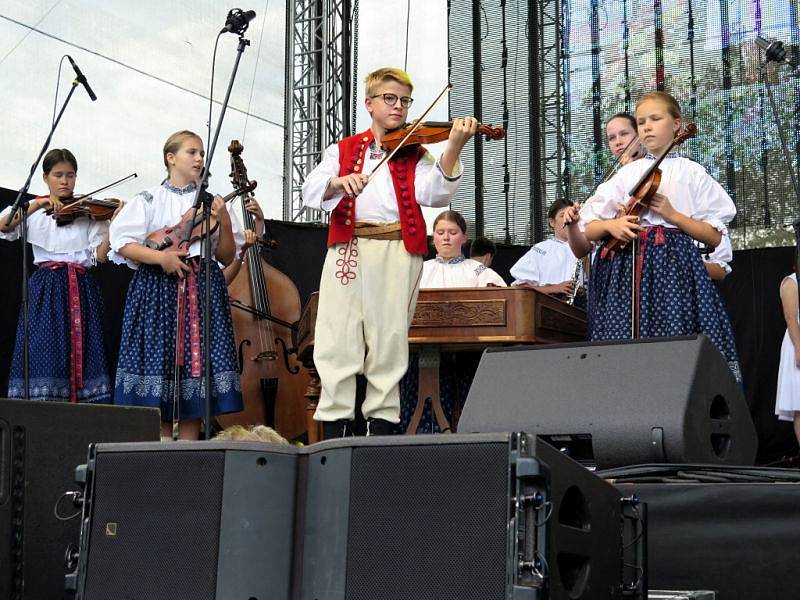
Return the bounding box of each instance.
[5,80,81,400]
[188,32,250,439]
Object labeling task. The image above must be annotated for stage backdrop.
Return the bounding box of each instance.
[448,0,800,244]
[0,187,795,461]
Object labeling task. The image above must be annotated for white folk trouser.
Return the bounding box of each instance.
[313,237,422,422]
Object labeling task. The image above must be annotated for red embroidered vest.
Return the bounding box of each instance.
[327,129,429,255]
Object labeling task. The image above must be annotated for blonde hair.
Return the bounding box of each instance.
[213,424,290,444]
[364,67,413,97]
[636,91,682,119]
[162,130,202,171]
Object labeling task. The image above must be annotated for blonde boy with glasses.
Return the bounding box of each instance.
[302,67,478,439]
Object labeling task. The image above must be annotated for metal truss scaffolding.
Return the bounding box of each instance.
[283,0,356,222]
[532,0,569,242]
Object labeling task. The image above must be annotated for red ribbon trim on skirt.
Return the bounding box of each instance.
[41,261,86,403]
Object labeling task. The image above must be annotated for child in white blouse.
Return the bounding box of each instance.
[110,130,245,439]
[0,149,114,403]
[579,91,741,381]
[510,199,583,302]
[421,210,506,288]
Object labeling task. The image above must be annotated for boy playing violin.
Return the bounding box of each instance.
[302,67,478,438]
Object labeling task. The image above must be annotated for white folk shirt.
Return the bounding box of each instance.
[301,140,462,220]
[0,202,107,267]
[578,154,736,235]
[109,182,245,269]
[420,256,507,288]
[510,238,583,286]
[699,232,733,274]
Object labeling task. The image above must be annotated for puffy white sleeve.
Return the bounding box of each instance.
[0,206,20,241]
[108,191,154,268]
[702,233,733,274]
[510,247,543,285]
[228,208,246,260]
[689,164,736,234]
[477,265,507,287]
[578,172,631,231]
[414,150,462,208]
[302,144,343,213]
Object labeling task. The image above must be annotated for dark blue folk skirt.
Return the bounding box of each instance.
[399,351,482,433]
[114,262,243,421]
[7,266,111,402]
[588,227,742,382]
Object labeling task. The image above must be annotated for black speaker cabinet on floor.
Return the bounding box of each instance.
[69,441,298,600]
[299,434,641,600]
[70,434,645,600]
[459,335,757,468]
[0,399,159,600]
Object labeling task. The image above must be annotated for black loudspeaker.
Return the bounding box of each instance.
[604,464,800,600]
[70,434,643,600]
[0,399,160,600]
[298,433,639,600]
[70,441,298,600]
[459,335,757,469]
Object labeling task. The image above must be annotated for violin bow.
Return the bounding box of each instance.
[367,82,453,183]
[71,172,138,201]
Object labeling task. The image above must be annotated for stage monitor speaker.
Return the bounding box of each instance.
[0,399,160,600]
[69,441,298,600]
[69,435,643,600]
[298,433,642,600]
[459,335,757,469]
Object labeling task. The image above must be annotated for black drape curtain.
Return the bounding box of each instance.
[0,186,795,461]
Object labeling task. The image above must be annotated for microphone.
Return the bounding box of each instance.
[67,56,97,101]
[755,36,787,63]
[220,9,256,34]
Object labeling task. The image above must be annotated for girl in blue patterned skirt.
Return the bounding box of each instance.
[0,149,113,402]
[109,130,244,439]
[578,92,741,382]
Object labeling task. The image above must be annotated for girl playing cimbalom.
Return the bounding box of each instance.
[109,130,245,439]
[578,91,741,382]
[0,149,113,403]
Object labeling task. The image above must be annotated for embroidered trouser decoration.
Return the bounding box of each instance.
[41,261,86,403]
[175,259,202,377]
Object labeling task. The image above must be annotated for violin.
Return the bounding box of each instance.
[48,196,122,226]
[144,183,256,253]
[380,120,505,151]
[604,122,698,252]
[46,172,138,225]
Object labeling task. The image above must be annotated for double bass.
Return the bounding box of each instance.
[215,140,310,440]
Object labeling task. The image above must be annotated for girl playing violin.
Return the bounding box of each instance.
[0,148,114,402]
[578,91,741,381]
[567,111,733,281]
[109,130,245,440]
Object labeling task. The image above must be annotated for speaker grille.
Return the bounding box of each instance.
[345,443,510,600]
[83,450,225,600]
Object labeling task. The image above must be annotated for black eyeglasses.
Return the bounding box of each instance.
[371,93,414,108]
